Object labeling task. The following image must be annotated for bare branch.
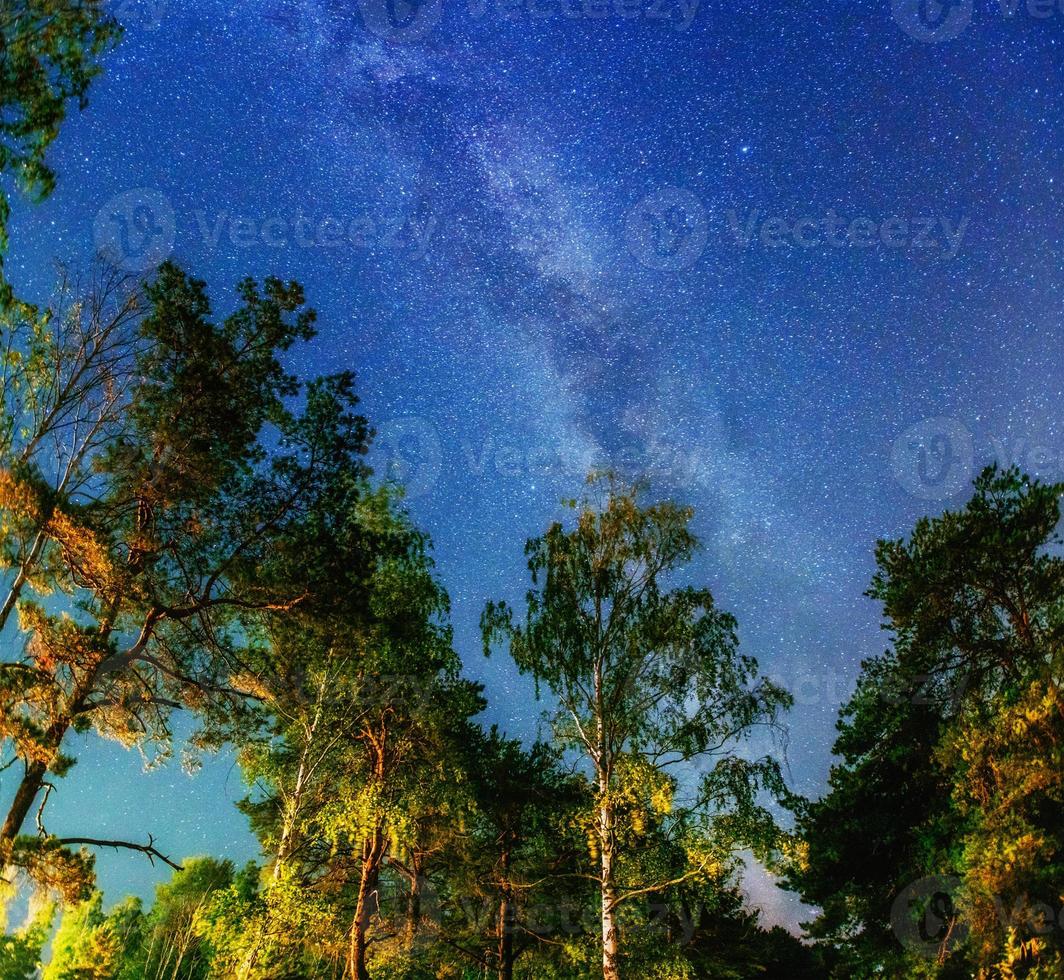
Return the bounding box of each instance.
[58,834,183,871]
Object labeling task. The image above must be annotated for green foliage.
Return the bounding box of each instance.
[428,724,594,978]
[0,262,365,900]
[483,472,794,976]
[792,466,1064,977]
[0,2,121,301]
[44,891,140,980]
[0,894,52,979]
[10,835,95,904]
[130,857,234,980]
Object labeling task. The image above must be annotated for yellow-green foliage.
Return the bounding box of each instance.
[940,676,1064,975]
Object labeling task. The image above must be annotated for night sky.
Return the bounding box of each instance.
[7,0,1064,930]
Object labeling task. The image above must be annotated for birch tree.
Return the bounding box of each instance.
[483,473,793,980]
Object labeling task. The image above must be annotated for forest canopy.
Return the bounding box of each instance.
[2,259,1062,979]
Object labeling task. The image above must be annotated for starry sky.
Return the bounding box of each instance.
[6,0,1064,931]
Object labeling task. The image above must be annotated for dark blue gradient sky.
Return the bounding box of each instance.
[7,0,1064,928]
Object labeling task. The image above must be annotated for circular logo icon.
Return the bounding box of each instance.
[112,0,170,30]
[93,188,176,272]
[891,417,973,500]
[892,0,973,42]
[374,416,442,500]
[625,187,709,272]
[890,875,968,956]
[357,0,444,42]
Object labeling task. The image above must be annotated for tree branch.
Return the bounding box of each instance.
[58,834,183,871]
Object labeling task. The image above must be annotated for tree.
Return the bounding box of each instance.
[676,890,826,979]
[791,466,1064,976]
[483,473,793,980]
[40,858,248,980]
[443,724,593,980]
[0,261,143,633]
[0,262,329,896]
[228,417,484,978]
[0,892,52,979]
[43,890,140,980]
[0,2,121,301]
[126,857,233,980]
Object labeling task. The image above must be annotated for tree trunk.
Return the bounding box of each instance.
[0,654,107,863]
[599,801,620,980]
[273,718,315,880]
[595,638,621,980]
[347,829,385,980]
[497,848,514,980]
[405,853,423,944]
[0,758,47,860]
[0,530,43,632]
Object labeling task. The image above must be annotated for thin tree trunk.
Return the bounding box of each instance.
[0,528,45,633]
[497,848,514,980]
[593,639,621,980]
[273,715,316,881]
[347,828,384,980]
[599,799,620,980]
[405,852,423,944]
